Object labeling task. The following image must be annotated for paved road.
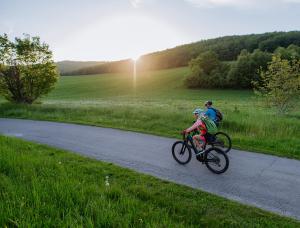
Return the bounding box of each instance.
[1,118,300,220]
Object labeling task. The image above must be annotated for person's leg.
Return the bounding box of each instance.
[192,135,201,149]
[205,133,215,143]
[193,135,205,151]
[199,135,206,148]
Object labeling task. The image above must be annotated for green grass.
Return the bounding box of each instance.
[0,67,299,159]
[0,135,299,227]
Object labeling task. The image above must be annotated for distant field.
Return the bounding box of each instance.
[0,67,299,159]
[1,135,299,227]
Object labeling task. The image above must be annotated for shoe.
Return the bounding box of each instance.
[195,149,204,156]
[196,152,204,162]
[196,147,204,154]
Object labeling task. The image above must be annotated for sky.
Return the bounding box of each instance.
[1,0,300,61]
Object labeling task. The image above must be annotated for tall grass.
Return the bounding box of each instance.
[1,136,299,227]
[0,67,299,159]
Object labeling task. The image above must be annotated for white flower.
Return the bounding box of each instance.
[105,176,110,187]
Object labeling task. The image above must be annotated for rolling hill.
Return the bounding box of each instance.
[56,60,105,75]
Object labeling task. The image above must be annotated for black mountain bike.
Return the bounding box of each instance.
[172,133,229,174]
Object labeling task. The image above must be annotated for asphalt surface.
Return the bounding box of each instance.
[1,118,300,220]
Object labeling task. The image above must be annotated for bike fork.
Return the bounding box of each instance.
[180,141,187,155]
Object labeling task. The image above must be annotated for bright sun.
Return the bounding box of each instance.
[131,55,140,61]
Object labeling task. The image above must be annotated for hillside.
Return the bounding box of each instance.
[56,60,105,75]
[62,31,300,75]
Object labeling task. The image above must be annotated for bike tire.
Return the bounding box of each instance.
[213,132,232,153]
[171,141,192,165]
[204,147,229,174]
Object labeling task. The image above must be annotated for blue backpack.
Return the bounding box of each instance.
[210,107,223,123]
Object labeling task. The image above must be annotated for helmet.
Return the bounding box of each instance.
[193,108,204,115]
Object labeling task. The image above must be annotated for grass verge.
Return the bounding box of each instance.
[0,135,299,227]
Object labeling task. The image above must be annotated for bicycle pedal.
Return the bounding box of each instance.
[196,154,204,162]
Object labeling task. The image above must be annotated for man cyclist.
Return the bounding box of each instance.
[204,100,219,126]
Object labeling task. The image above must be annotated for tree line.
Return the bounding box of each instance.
[185,44,300,89]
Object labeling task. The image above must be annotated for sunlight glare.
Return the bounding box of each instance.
[54,14,187,61]
[133,56,137,92]
[131,55,140,62]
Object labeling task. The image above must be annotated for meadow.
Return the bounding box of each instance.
[0,67,299,159]
[1,135,299,227]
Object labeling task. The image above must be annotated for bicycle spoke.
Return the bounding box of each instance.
[172,141,192,165]
[211,132,232,153]
[206,150,225,169]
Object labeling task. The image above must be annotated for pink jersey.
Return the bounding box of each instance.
[185,119,207,135]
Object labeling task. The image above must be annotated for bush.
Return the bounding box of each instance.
[0,34,59,104]
[253,55,300,113]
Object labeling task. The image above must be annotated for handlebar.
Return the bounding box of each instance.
[181,132,191,140]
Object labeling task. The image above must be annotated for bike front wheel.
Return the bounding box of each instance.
[204,147,229,174]
[172,141,192,165]
[212,132,232,153]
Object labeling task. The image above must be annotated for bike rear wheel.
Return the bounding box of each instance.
[204,147,229,174]
[212,132,232,153]
[172,141,192,165]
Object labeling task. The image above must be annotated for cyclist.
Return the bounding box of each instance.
[182,108,207,152]
[204,101,216,121]
[204,100,222,126]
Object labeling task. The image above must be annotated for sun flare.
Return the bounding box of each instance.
[131,55,140,61]
[54,14,186,61]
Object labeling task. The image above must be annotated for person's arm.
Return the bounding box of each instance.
[185,119,201,133]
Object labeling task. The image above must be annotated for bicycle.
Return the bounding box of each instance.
[197,131,232,153]
[172,133,229,174]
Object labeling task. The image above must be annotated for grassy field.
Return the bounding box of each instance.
[0,135,299,227]
[0,67,299,159]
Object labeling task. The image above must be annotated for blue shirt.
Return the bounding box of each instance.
[205,108,217,122]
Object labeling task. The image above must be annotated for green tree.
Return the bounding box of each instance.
[228,49,272,88]
[185,51,229,88]
[253,55,300,113]
[274,44,300,60]
[0,34,59,104]
[189,51,220,75]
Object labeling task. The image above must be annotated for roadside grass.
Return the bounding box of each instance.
[0,135,299,227]
[0,67,299,159]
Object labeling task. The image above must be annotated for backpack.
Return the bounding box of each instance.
[210,107,223,122]
[200,116,218,134]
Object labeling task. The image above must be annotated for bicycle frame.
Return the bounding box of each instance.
[183,134,221,164]
[183,134,201,155]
